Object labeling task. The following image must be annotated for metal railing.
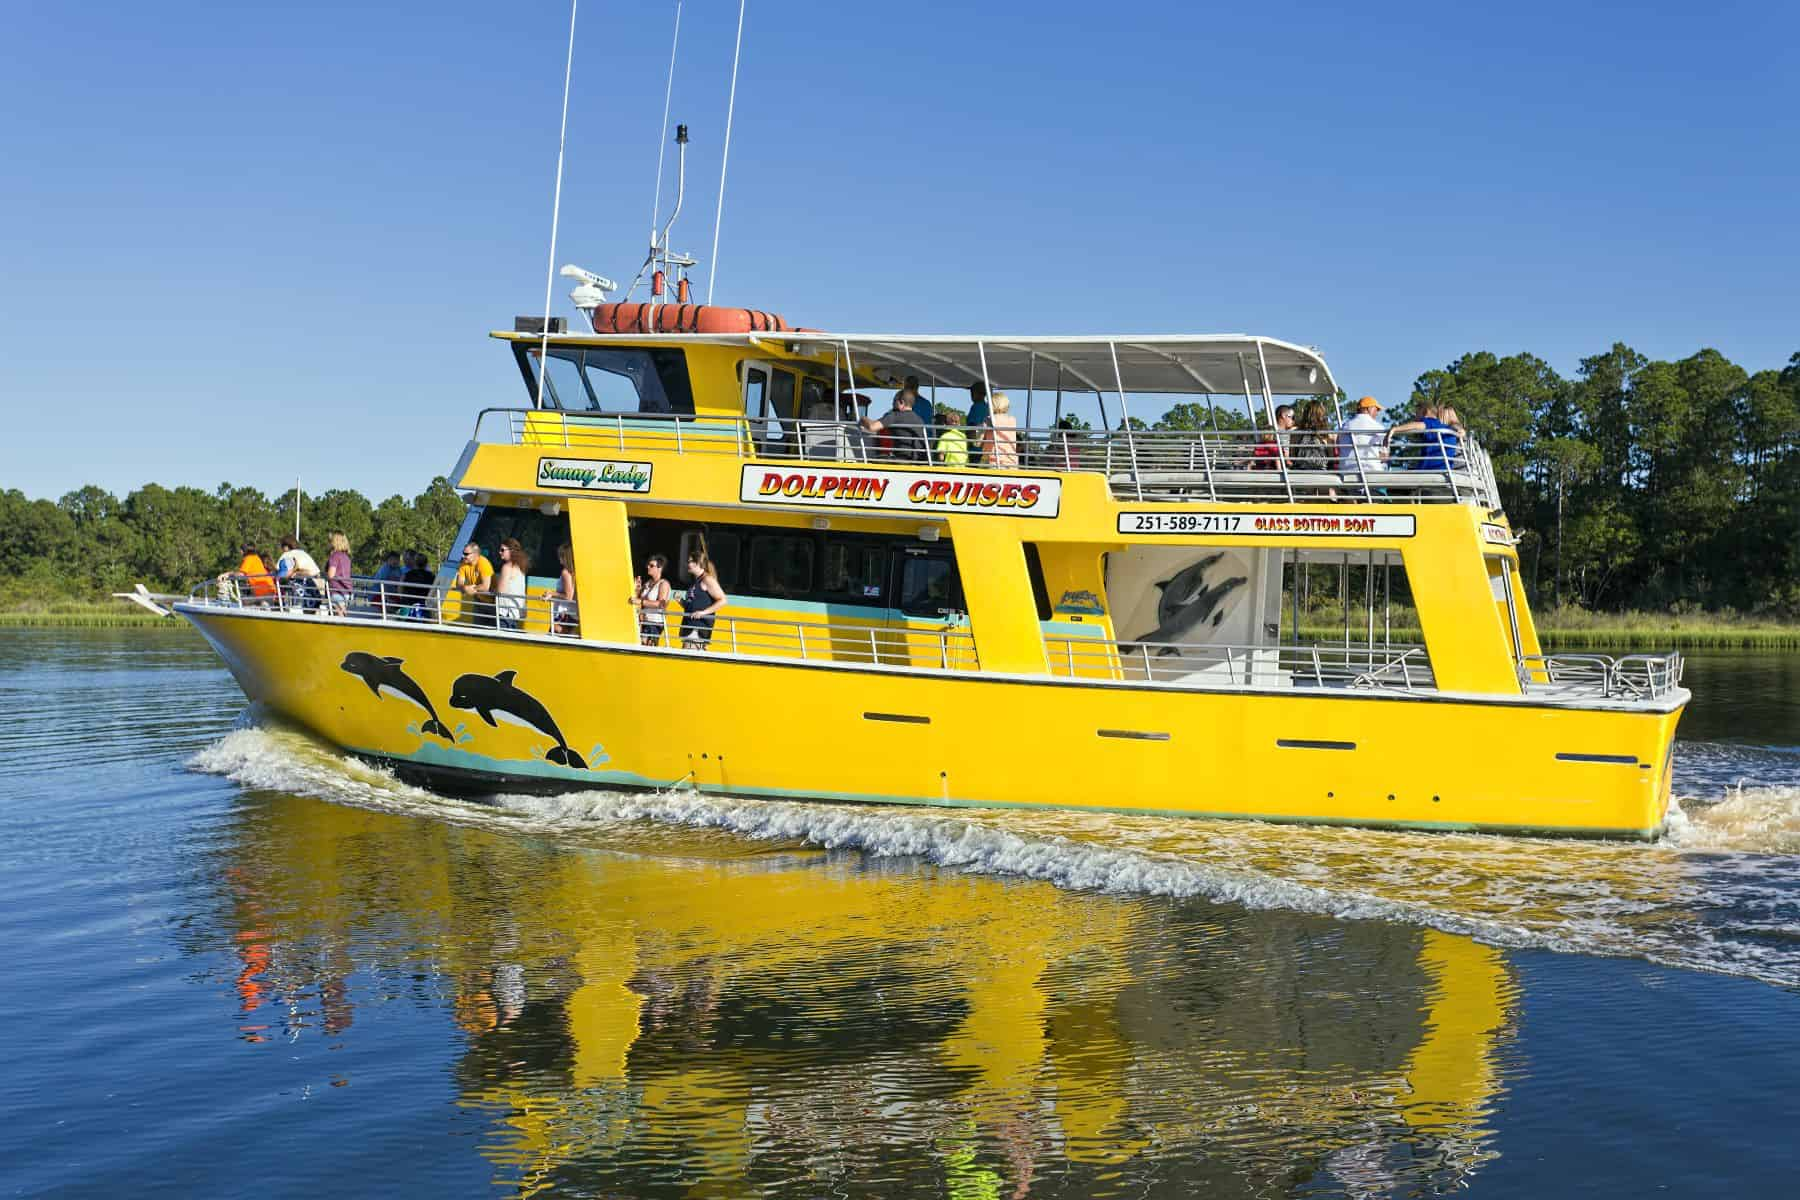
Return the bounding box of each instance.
[1044,635,1436,692]
[192,573,582,636]
[649,612,980,670]
[187,572,978,669]
[474,408,1502,508]
[1520,652,1685,701]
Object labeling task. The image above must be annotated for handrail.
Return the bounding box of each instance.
[184,572,978,669]
[472,408,1502,508]
[1520,651,1684,701]
[1043,634,1438,693]
[183,572,1686,704]
[192,572,581,636]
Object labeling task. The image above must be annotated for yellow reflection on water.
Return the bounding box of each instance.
[211,790,1523,1196]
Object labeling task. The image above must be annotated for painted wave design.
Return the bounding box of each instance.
[189,725,1800,988]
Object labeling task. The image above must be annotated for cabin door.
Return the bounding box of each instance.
[741,361,797,456]
[887,545,970,669]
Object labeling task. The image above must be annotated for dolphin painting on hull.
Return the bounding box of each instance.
[1130,553,1249,655]
[448,669,588,769]
[339,652,454,740]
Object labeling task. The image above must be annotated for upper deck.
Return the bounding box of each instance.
[491,330,1503,509]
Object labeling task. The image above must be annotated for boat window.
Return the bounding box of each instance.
[770,369,797,421]
[744,367,768,427]
[675,528,741,591]
[466,504,572,589]
[536,352,591,410]
[747,535,815,598]
[799,376,831,420]
[820,539,888,605]
[515,346,694,414]
[1023,544,1053,621]
[898,553,963,618]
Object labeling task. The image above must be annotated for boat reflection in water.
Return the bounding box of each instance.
[206,789,1517,1196]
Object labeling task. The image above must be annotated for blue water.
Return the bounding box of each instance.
[2,630,1798,1196]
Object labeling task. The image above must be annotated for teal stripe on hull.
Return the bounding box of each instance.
[347,740,1664,842]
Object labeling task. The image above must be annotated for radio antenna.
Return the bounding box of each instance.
[533,0,579,411]
[706,0,746,306]
[648,2,683,250]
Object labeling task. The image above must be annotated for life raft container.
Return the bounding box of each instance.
[585,302,795,335]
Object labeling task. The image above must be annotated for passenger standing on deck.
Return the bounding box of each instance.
[935,409,969,467]
[454,541,494,625]
[551,542,578,636]
[905,376,933,432]
[1251,405,1296,470]
[1386,402,1463,472]
[679,549,727,650]
[402,551,437,620]
[1336,396,1388,480]
[372,550,404,614]
[325,532,354,616]
[493,538,529,631]
[964,381,991,465]
[981,392,1020,468]
[862,390,928,463]
[275,535,322,611]
[218,543,277,605]
[632,554,672,646]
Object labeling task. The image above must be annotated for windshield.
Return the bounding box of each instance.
[516,346,695,415]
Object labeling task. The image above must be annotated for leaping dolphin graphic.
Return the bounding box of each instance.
[447,669,587,769]
[1128,554,1249,655]
[339,652,454,740]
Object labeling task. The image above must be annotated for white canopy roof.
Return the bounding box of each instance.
[499,330,1337,397]
[784,333,1336,398]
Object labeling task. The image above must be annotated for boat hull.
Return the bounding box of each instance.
[182,607,1684,839]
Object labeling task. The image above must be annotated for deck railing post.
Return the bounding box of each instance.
[1107,341,1144,500]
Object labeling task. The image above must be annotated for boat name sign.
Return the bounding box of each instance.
[741,467,1061,518]
[537,458,654,493]
[1118,512,1416,537]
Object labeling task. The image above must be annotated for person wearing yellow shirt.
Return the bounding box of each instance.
[934,409,969,467]
[454,541,494,624]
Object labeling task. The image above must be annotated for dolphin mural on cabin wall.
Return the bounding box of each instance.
[339,652,454,740]
[1128,552,1249,655]
[448,669,588,769]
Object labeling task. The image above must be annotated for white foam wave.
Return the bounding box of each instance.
[1666,787,1800,854]
[189,725,1800,989]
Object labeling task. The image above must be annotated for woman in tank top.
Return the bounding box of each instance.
[631,554,671,646]
[678,549,727,650]
[493,538,529,630]
[550,542,578,636]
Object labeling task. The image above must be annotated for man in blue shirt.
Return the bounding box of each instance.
[903,376,933,432]
[964,380,991,464]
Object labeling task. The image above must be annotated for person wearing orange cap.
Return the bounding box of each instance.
[1336,395,1388,478]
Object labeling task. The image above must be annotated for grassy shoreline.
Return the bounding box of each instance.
[4,601,1797,648]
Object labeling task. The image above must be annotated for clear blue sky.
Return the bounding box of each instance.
[3,0,1794,502]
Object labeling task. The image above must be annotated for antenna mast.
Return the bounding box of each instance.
[707,0,747,306]
[648,1,683,249]
[533,0,579,411]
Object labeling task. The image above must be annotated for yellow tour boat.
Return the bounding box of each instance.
[178,307,1687,838]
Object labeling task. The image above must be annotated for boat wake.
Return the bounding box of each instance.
[190,726,1800,989]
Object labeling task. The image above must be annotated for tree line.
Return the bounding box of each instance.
[1146,343,1798,616]
[3,341,1795,615]
[0,478,468,604]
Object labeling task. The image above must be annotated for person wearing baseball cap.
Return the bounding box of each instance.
[1337,395,1388,476]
